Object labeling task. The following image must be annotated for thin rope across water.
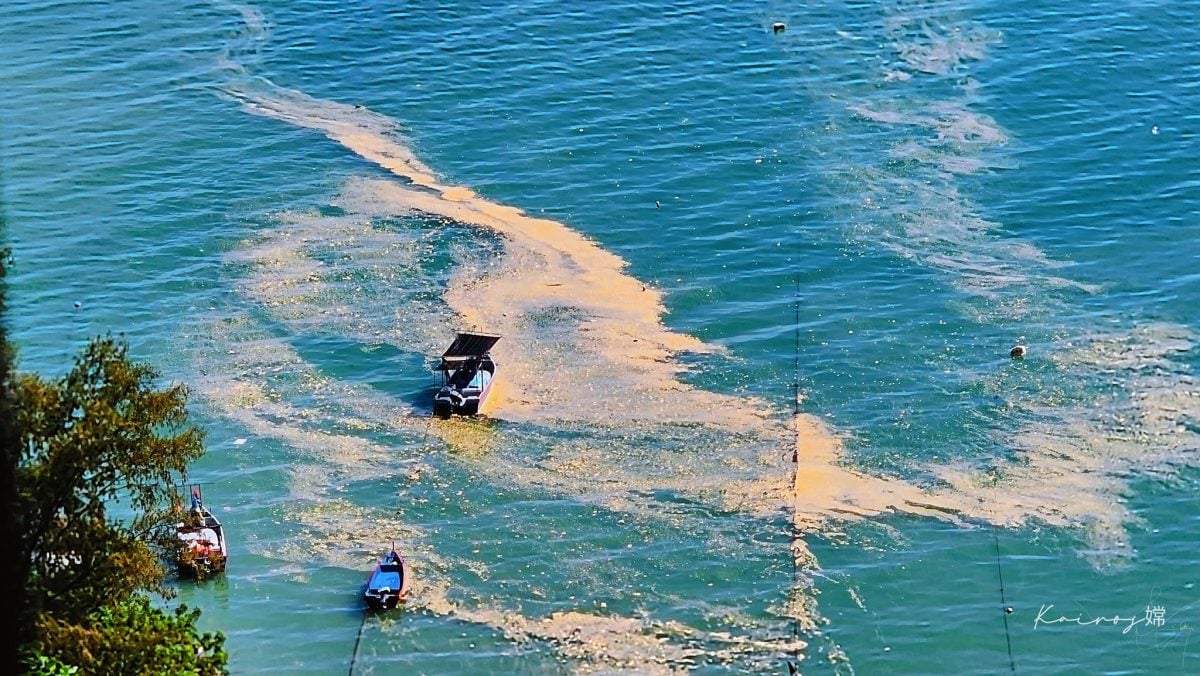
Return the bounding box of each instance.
[347,609,368,676]
[994,528,1016,672]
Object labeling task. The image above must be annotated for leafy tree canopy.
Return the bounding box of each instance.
[2,335,226,673]
[15,337,205,623]
[32,596,226,676]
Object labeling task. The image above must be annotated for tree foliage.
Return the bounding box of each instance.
[22,653,79,676]
[34,596,227,676]
[0,333,226,673]
[14,338,205,624]
[2,244,24,673]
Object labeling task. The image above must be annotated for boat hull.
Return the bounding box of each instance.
[364,549,410,611]
[176,489,227,579]
[364,592,401,611]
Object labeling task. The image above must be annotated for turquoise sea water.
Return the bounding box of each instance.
[4,0,1200,673]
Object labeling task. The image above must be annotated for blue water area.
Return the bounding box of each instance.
[4,0,1199,672]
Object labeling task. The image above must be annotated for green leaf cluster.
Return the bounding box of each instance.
[0,331,227,673]
[14,339,204,620]
[33,596,227,676]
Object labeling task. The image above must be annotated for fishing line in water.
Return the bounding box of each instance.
[347,609,369,676]
[787,263,858,675]
[788,265,803,668]
[792,265,801,464]
[993,528,1016,672]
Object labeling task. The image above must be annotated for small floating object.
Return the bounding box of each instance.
[1010,344,1027,359]
[175,485,227,578]
[364,543,411,611]
[233,438,247,446]
[433,331,501,418]
[773,22,786,34]
[73,301,82,309]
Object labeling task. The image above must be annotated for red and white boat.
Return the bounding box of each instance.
[175,485,227,578]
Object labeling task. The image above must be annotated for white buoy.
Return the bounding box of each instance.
[773,22,786,34]
[1010,344,1027,359]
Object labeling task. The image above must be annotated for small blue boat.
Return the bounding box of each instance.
[364,544,410,611]
[433,332,500,417]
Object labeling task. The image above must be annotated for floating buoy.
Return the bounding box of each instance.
[73,301,81,309]
[1010,344,1027,359]
[773,22,786,34]
[1005,606,1014,614]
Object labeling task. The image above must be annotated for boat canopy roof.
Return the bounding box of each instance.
[439,332,500,368]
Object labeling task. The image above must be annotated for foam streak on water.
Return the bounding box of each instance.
[769,0,1200,532]
[172,2,1200,669]
[220,79,764,429]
